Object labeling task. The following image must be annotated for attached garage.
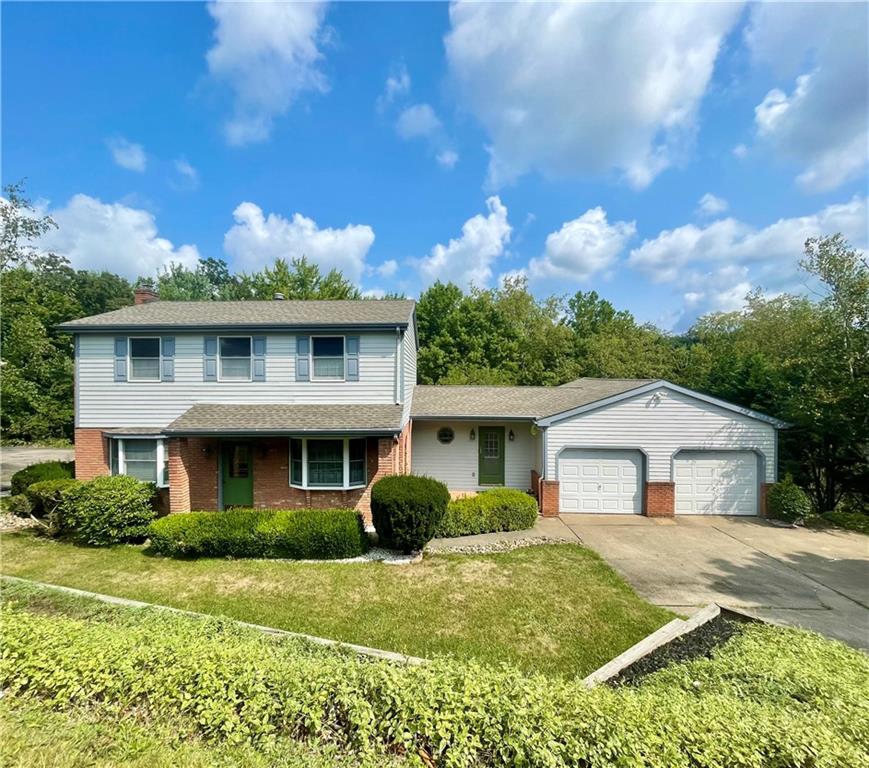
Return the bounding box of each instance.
[674,450,758,515]
[558,449,643,513]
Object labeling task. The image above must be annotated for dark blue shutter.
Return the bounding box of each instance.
[296,336,310,381]
[346,336,360,382]
[252,336,267,381]
[203,336,217,382]
[161,337,175,382]
[114,337,127,382]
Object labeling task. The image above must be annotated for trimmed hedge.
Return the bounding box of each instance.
[767,474,812,522]
[4,494,32,518]
[58,475,156,545]
[25,479,80,519]
[371,475,450,553]
[436,488,538,538]
[2,595,867,768]
[10,460,74,496]
[147,508,368,560]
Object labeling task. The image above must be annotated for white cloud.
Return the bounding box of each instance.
[39,194,199,279]
[396,103,442,140]
[696,193,728,217]
[362,288,386,299]
[378,62,411,110]
[629,196,868,318]
[223,202,375,284]
[436,149,459,169]
[107,138,146,172]
[374,259,398,278]
[174,158,200,189]
[414,196,511,288]
[206,1,329,146]
[528,207,636,281]
[747,3,868,191]
[445,2,742,189]
[732,143,748,159]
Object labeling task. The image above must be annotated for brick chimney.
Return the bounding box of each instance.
[134,283,159,305]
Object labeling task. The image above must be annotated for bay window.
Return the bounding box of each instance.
[289,437,367,489]
[311,336,345,380]
[110,438,168,487]
[219,337,252,380]
[129,337,161,381]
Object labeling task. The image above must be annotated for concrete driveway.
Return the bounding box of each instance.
[1,446,75,491]
[561,514,869,651]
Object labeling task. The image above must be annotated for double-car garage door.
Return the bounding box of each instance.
[558,448,758,515]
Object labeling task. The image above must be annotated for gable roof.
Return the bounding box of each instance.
[57,299,416,332]
[411,379,652,420]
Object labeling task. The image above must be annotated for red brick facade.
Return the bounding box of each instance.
[539,479,560,517]
[74,427,111,479]
[759,482,773,517]
[645,481,675,517]
[168,436,219,512]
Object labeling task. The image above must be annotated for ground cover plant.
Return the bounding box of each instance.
[436,488,538,538]
[0,533,670,677]
[2,581,867,768]
[148,508,367,560]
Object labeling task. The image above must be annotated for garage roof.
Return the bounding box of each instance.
[411,379,652,420]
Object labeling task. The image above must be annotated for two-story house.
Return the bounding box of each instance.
[61,289,787,521]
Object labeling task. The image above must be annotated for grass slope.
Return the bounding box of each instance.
[0,532,671,677]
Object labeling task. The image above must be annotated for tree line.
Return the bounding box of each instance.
[2,182,866,512]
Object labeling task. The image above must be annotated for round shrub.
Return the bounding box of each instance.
[4,494,32,518]
[767,475,812,522]
[437,488,539,538]
[10,460,74,496]
[25,478,80,518]
[371,475,449,553]
[59,475,156,545]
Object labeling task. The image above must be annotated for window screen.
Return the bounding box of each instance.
[129,338,160,381]
[219,337,252,380]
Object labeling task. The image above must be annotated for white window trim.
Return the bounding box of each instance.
[114,437,168,487]
[127,337,162,383]
[217,335,253,382]
[289,436,366,490]
[310,334,346,383]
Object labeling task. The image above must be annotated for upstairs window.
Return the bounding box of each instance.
[129,338,161,381]
[219,337,252,380]
[110,438,168,487]
[312,336,344,381]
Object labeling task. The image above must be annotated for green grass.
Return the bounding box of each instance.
[0,531,671,677]
[804,510,869,535]
[0,696,404,768]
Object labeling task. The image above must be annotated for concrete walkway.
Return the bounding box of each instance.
[562,514,869,651]
[1,445,74,490]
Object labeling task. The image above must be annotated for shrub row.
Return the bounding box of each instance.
[10,460,74,496]
[371,475,450,552]
[58,476,156,545]
[436,488,538,538]
[147,508,368,560]
[2,598,866,768]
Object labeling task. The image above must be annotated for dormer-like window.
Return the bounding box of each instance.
[219,337,252,381]
[312,336,345,381]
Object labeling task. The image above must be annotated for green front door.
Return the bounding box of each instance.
[478,426,505,486]
[222,442,253,508]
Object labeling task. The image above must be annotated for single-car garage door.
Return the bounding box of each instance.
[674,451,758,515]
[558,449,643,513]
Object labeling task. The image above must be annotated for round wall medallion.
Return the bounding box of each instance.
[437,427,455,444]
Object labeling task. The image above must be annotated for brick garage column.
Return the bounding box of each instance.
[539,479,560,517]
[645,481,675,517]
[74,428,110,480]
[759,482,774,517]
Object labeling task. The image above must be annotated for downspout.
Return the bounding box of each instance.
[394,327,402,405]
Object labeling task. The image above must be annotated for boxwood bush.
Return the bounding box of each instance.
[148,508,367,560]
[10,460,74,496]
[2,594,867,768]
[436,488,538,538]
[25,478,80,519]
[767,474,812,522]
[58,475,156,545]
[371,475,450,553]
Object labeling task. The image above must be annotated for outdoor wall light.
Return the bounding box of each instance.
[508,429,515,442]
[201,445,213,458]
[469,428,476,441]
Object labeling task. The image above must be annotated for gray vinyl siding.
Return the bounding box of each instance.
[77,332,400,428]
[411,420,535,491]
[545,387,776,483]
[401,322,417,426]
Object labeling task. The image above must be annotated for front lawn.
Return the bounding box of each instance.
[0,531,671,677]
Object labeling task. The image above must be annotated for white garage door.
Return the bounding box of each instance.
[674,451,758,515]
[558,449,643,513]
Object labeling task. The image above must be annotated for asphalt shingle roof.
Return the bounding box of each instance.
[164,403,404,434]
[58,299,415,331]
[411,379,653,420]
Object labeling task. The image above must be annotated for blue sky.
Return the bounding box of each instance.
[3,1,867,328]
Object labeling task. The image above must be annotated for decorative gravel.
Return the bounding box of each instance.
[285,547,422,566]
[426,535,568,555]
[0,513,40,533]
